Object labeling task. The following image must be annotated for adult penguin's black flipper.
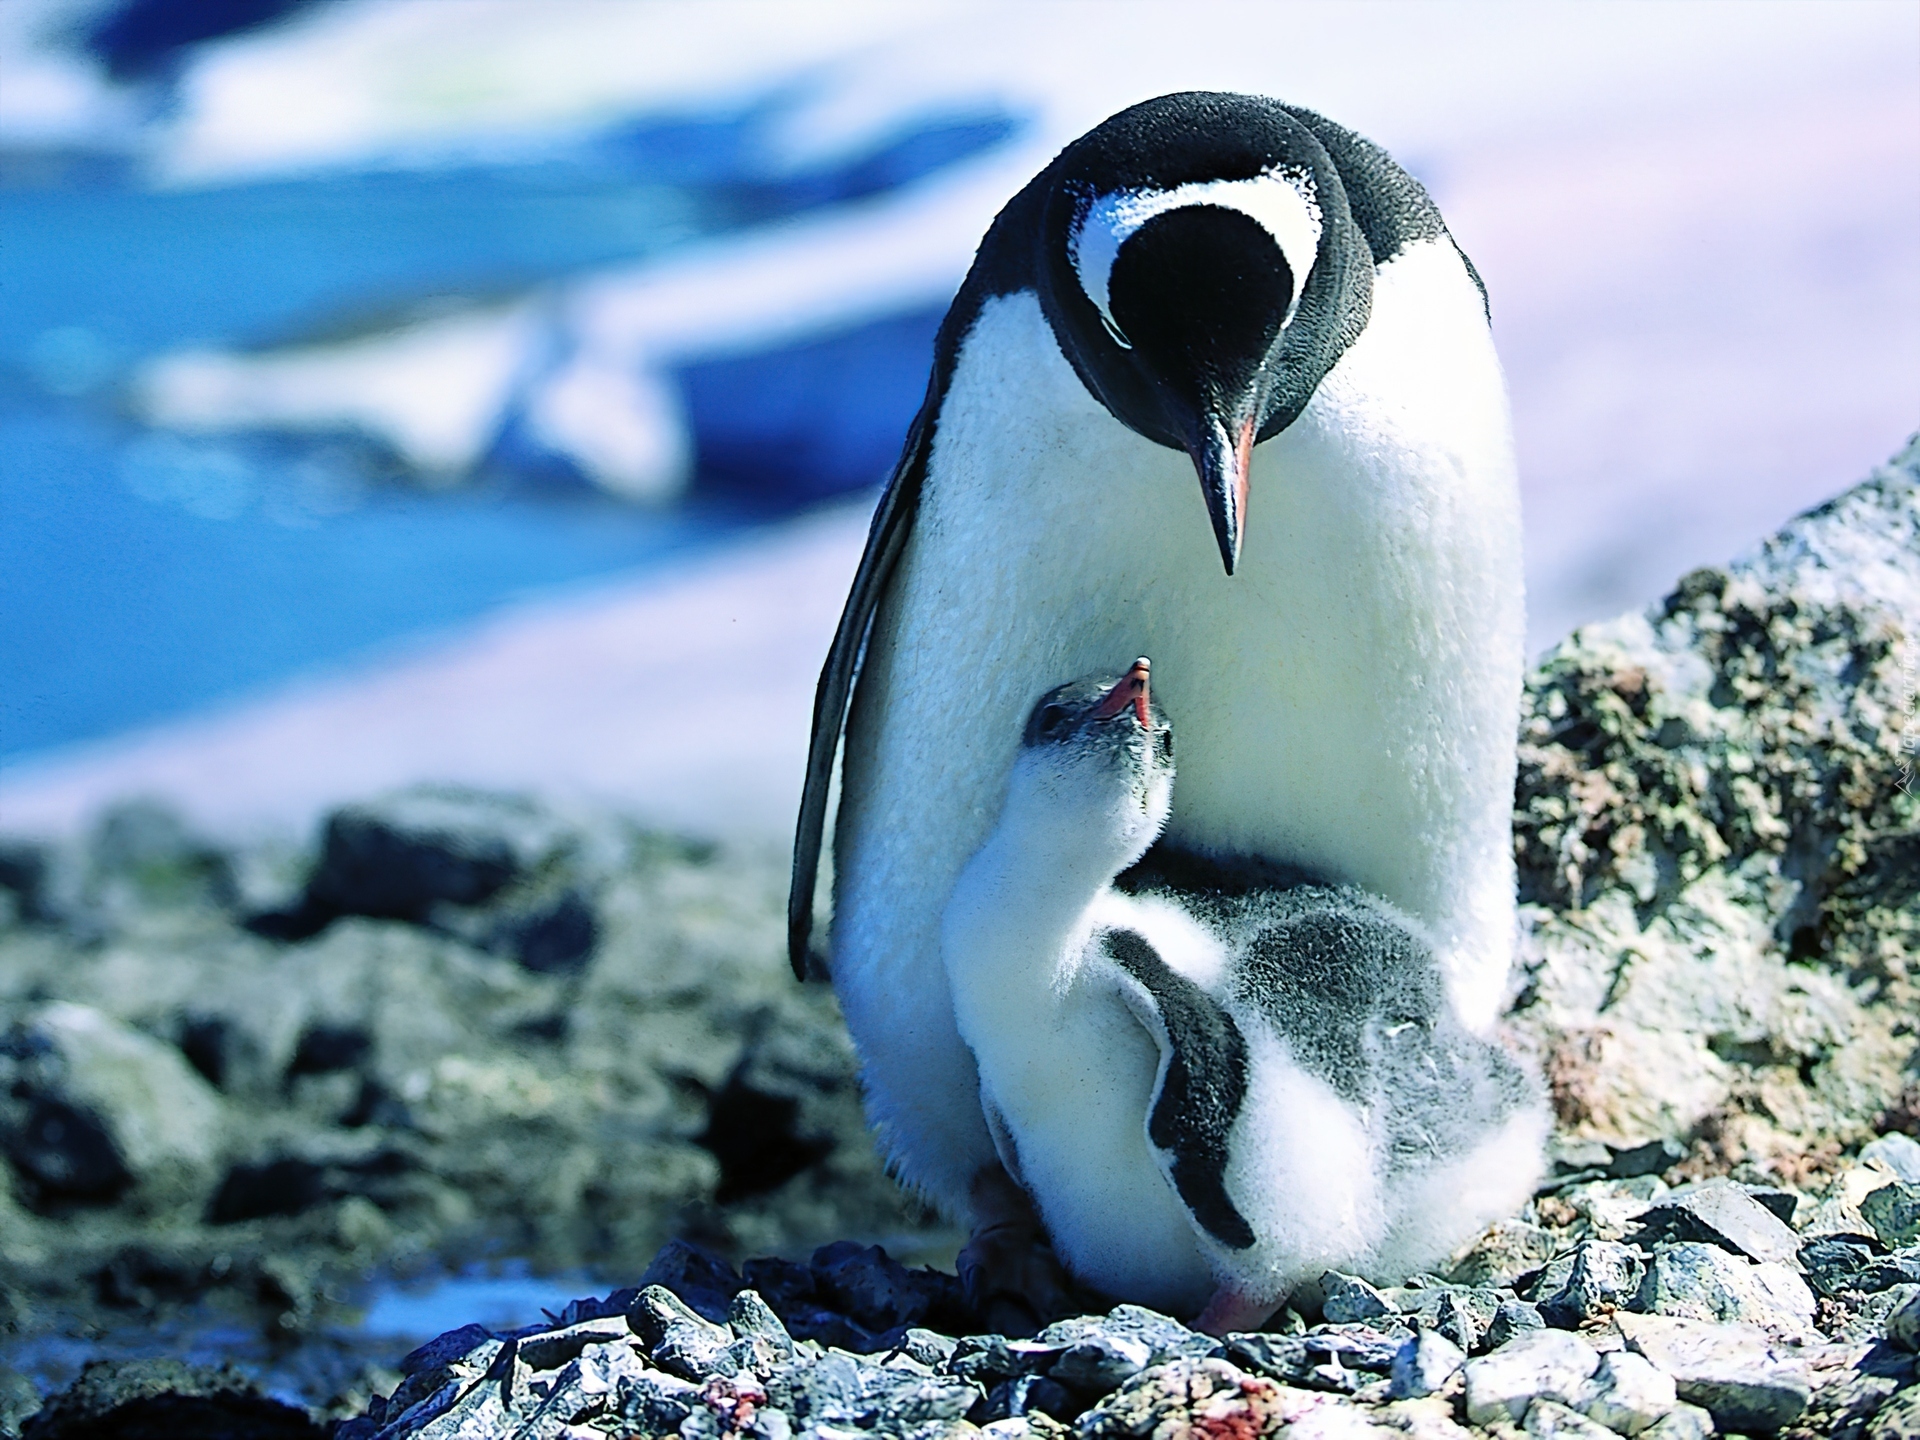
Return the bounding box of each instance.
[787,401,934,979]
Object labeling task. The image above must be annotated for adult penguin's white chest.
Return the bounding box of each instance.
[834,236,1523,1208]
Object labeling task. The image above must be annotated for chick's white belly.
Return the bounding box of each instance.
[965,974,1213,1312]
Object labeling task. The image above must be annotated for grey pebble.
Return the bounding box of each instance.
[1426,1288,1487,1353]
[1389,1328,1465,1400]
[1835,1282,1920,1346]
[1391,1285,1503,1334]
[1220,1326,1406,1394]
[1581,1349,1678,1436]
[628,1284,735,1381]
[1321,1270,1397,1324]
[1865,1182,1920,1250]
[1540,1240,1646,1328]
[1639,1401,1715,1440]
[897,1328,959,1370]
[1523,1398,1617,1439]
[1036,1305,1208,1392]
[1802,1236,1881,1298]
[1635,1181,1803,1269]
[514,1319,630,1374]
[1488,1298,1549,1350]
[1887,1289,1920,1351]
[1862,1135,1920,1186]
[767,1348,979,1432]
[726,1288,797,1376]
[1462,1327,1602,1427]
[398,1324,496,1377]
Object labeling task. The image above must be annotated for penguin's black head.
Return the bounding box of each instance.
[1035,93,1373,574]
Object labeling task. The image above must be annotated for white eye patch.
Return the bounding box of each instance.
[1070,169,1323,341]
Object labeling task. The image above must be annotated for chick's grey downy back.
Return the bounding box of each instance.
[1129,875,1539,1177]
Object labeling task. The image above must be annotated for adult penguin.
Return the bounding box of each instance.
[788,92,1524,1278]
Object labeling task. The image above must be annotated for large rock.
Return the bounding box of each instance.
[1615,1312,1812,1432]
[1632,1243,1816,1336]
[19,1359,322,1440]
[1512,437,1920,1168]
[300,787,572,923]
[0,1002,223,1211]
[0,841,52,926]
[0,802,927,1401]
[1633,1180,1804,1267]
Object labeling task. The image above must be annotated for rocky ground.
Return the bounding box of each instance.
[0,434,1914,1437]
[0,795,948,1429]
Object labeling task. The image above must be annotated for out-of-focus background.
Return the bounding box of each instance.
[0,2,1916,1419]
[3,0,1917,848]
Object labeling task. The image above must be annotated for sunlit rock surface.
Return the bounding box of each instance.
[1511,433,1920,1175]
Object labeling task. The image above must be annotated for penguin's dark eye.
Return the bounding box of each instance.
[1023,699,1078,746]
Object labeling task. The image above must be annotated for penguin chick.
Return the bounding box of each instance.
[941,660,1548,1332]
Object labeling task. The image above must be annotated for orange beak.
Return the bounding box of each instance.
[1189,415,1255,575]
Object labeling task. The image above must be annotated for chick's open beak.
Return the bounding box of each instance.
[1091,657,1152,727]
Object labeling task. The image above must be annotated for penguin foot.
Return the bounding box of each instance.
[1193,1284,1279,1337]
[957,1163,1074,1336]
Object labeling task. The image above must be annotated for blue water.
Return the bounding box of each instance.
[0,104,1016,764]
[0,1265,593,1413]
[359,1265,594,1340]
[0,403,739,759]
